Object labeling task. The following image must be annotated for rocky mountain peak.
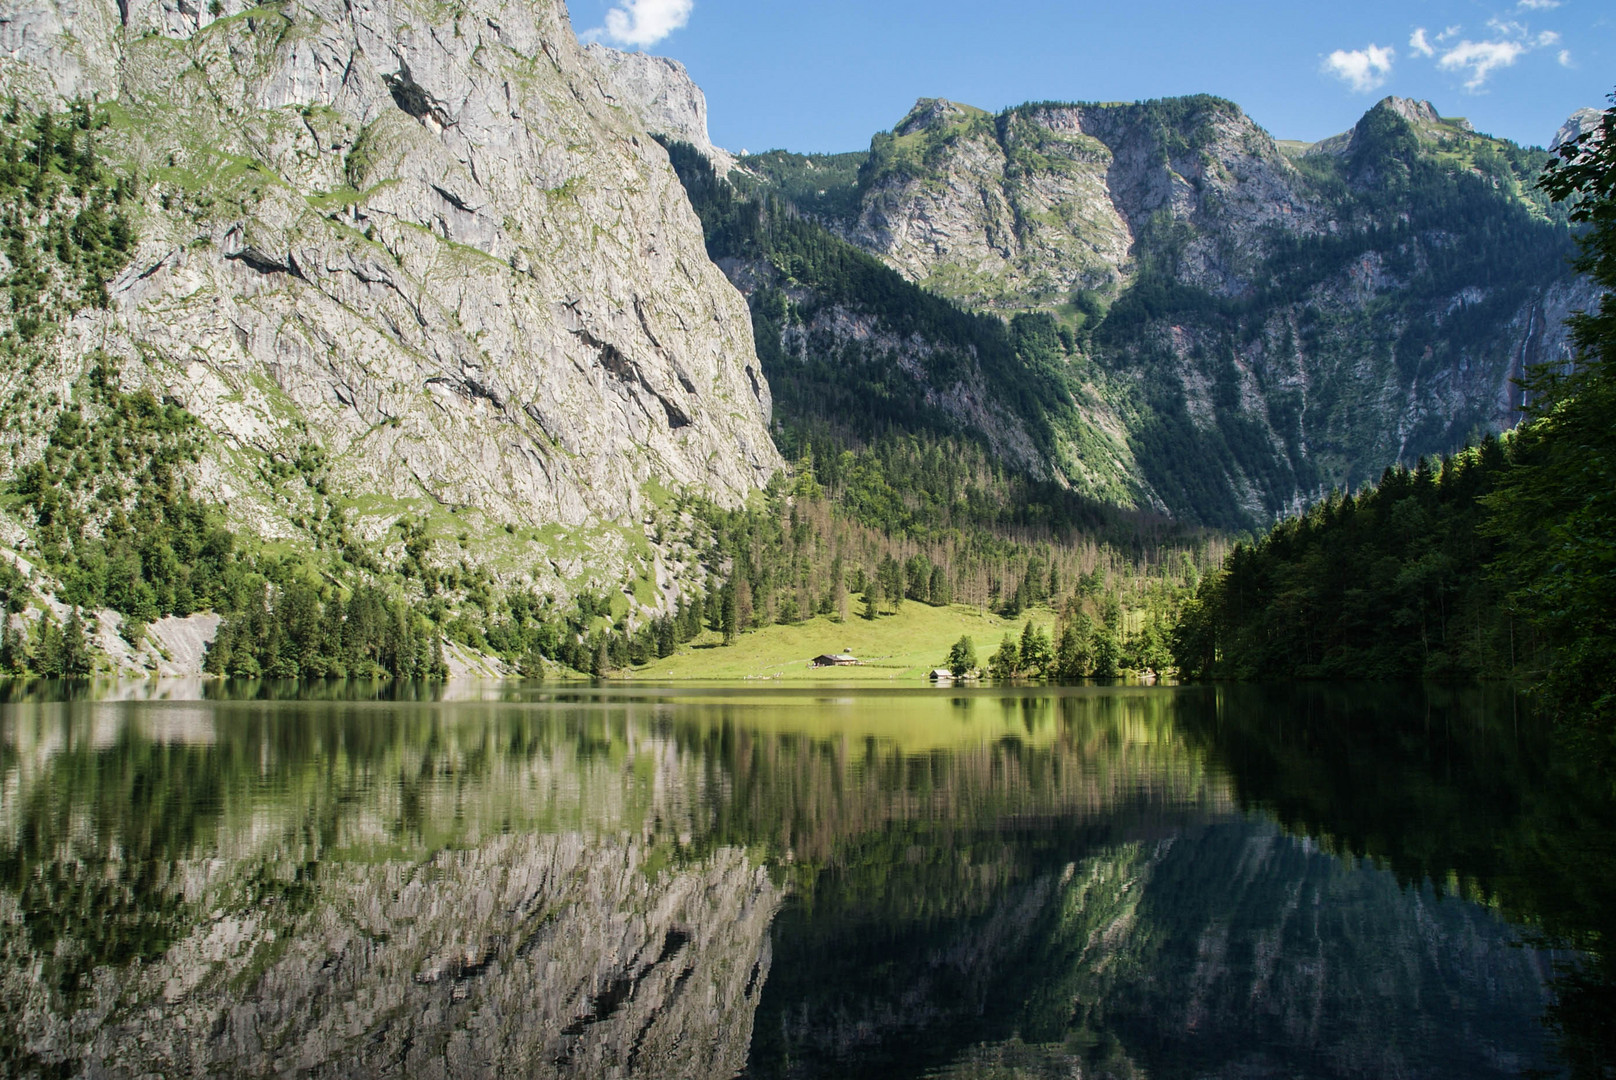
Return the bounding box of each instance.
[1551,106,1604,151]
[895,97,980,136]
[1307,96,1475,159]
[1366,96,1475,141]
[763,86,1586,524]
[585,43,736,175]
[1378,96,1452,129]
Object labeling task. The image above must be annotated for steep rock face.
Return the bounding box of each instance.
[585,42,736,176]
[715,251,1083,486]
[0,0,780,591]
[838,94,1589,522]
[1550,106,1602,151]
[852,96,1321,313]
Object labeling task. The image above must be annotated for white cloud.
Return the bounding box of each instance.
[1417,14,1562,90]
[1323,44,1396,93]
[1558,48,1574,66]
[1517,0,1560,9]
[1437,39,1528,89]
[591,0,693,48]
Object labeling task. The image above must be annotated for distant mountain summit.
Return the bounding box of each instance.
[1552,107,1603,150]
[1308,96,1473,156]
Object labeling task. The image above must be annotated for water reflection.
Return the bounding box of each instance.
[0,686,1605,1078]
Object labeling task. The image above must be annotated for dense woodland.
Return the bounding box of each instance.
[1178,98,1616,738]
[729,148,867,225]
[699,452,1194,676]
[1171,442,1526,680]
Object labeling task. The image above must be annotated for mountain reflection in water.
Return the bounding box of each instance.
[0,684,1608,1079]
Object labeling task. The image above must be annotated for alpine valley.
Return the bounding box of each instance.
[0,0,1596,675]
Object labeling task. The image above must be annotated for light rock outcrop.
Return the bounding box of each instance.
[0,0,781,594]
[585,42,736,176]
[1551,106,1604,151]
[852,96,1322,313]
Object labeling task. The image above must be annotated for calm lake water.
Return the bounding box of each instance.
[1,682,1612,1079]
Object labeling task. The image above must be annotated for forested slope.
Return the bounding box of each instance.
[1175,98,1616,738]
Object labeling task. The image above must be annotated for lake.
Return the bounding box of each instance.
[1,682,1611,1078]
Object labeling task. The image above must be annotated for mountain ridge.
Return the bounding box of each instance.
[646,81,1592,527]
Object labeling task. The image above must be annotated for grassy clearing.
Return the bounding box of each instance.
[627,602,1059,683]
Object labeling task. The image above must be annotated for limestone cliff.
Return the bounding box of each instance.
[852,95,1321,314]
[0,0,781,597]
[1551,106,1603,151]
[584,42,736,177]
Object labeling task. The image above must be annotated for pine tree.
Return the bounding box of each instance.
[721,581,738,643]
[1054,619,1091,682]
[60,608,91,676]
[0,618,23,674]
[947,635,976,678]
[988,634,1019,680]
[1092,626,1121,679]
[1018,621,1054,679]
[33,617,64,677]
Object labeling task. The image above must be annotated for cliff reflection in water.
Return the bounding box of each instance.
[0,686,1598,1078]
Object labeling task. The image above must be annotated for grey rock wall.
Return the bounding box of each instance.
[841,93,1591,517]
[852,96,1327,313]
[1550,106,1602,151]
[1,835,779,1078]
[0,0,781,594]
[584,42,737,176]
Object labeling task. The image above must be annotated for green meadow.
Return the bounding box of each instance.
[625,602,1053,682]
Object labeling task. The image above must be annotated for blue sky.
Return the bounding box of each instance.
[572,0,1614,153]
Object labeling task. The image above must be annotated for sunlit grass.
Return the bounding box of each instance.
[628,602,1059,683]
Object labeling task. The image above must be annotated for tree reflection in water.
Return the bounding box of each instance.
[0,684,1606,1078]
